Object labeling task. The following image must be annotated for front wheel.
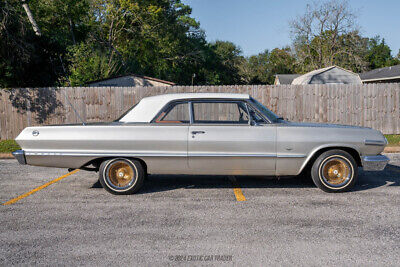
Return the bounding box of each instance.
[311,150,358,193]
[99,158,145,195]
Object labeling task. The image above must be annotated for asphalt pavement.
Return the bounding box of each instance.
[1,154,400,266]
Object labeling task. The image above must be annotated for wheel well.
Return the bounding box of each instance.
[301,146,362,175]
[81,157,148,174]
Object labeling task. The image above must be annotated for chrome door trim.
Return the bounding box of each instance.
[188,153,276,157]
[277,154,307,158]
[25,151,188,157]
[24,151,307,158]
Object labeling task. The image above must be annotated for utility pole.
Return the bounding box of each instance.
[191,73,196,86]
[21,0,42,36]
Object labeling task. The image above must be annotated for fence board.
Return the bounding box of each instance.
[1,84,400,139]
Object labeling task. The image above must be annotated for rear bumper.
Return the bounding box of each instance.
[12,150,26,165]
[362,155,389,171]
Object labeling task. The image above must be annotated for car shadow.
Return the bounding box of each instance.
[90,164,400,194]
[353,164,400,192]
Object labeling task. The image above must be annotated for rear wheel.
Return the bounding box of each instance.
[311,150,358,193]
[99,158,145,195]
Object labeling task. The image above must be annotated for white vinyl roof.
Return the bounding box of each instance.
[119,93,250,122]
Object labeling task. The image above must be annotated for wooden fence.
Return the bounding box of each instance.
[0,84,399,139]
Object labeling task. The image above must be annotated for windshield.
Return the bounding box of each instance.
[250,98,282,123]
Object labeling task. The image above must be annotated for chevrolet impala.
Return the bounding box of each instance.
[13,93,389,194]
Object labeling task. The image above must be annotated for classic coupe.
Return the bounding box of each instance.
[13,93,389,194]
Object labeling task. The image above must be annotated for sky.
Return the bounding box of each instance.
[182,0,400,57]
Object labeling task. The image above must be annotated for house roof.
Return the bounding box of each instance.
[275,74,301,84]
[359,64,400,82]
[292,65,361,85]
[87,74,176,86]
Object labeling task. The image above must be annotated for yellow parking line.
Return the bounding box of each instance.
[233,187,246,201]
[229,176,246,202]
[3,169,80,206]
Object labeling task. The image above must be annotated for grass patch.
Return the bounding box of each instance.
[0,140,20,153]
[385,135,400,147]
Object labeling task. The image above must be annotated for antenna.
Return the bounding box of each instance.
[62,89,86,126]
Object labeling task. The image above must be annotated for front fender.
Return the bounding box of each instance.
[298,143,361,175]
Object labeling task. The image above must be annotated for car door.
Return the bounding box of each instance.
[144,101,190,174]
[188,100,276,175]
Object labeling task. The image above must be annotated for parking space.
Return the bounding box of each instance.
[1,154,400,265]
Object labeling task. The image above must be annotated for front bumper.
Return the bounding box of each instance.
[362,155,389,171]
[12,150,26,165]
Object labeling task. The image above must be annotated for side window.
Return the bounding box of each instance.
[192,102,249,124]
[154,102,189,123]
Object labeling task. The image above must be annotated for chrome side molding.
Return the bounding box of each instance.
[364,139,386,146]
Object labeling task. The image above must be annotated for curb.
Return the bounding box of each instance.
[0,153,13,159]
[384,147,400,153]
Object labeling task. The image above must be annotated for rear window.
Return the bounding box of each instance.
[153,102,189,123]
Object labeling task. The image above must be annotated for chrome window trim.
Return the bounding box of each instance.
[244,102,252,126]
[188,101,194,124]
[245,101,270,124]
[150,100,191,124]
[190,99,251,125]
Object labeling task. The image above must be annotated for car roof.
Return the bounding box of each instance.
[119,93,250,123]
[142,93,250,101]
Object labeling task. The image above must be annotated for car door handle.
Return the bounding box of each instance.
[191,131,205,135]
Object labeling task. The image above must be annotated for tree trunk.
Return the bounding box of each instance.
[21,0,42,36]
[69,18,76,44]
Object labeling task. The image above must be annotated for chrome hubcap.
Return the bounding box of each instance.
[106,160,136,190]
[321,157,352,187]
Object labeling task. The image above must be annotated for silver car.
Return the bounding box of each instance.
[13,93,389,194]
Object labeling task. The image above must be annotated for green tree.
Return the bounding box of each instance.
[29,0,91,46]
[65,42,121,86]
[199,41,244,85]
[82,0,207,85]
[366,37,392,69]
[365,37,400,69]
[239,47,296,85]
[290,0,368,72]
[0,0,62,87]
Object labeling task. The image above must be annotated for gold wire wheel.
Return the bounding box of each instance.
[321,157,352,187]
[107,160,135,189]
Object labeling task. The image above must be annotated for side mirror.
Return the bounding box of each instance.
[250,120,258,126]
[249,110,261,126]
